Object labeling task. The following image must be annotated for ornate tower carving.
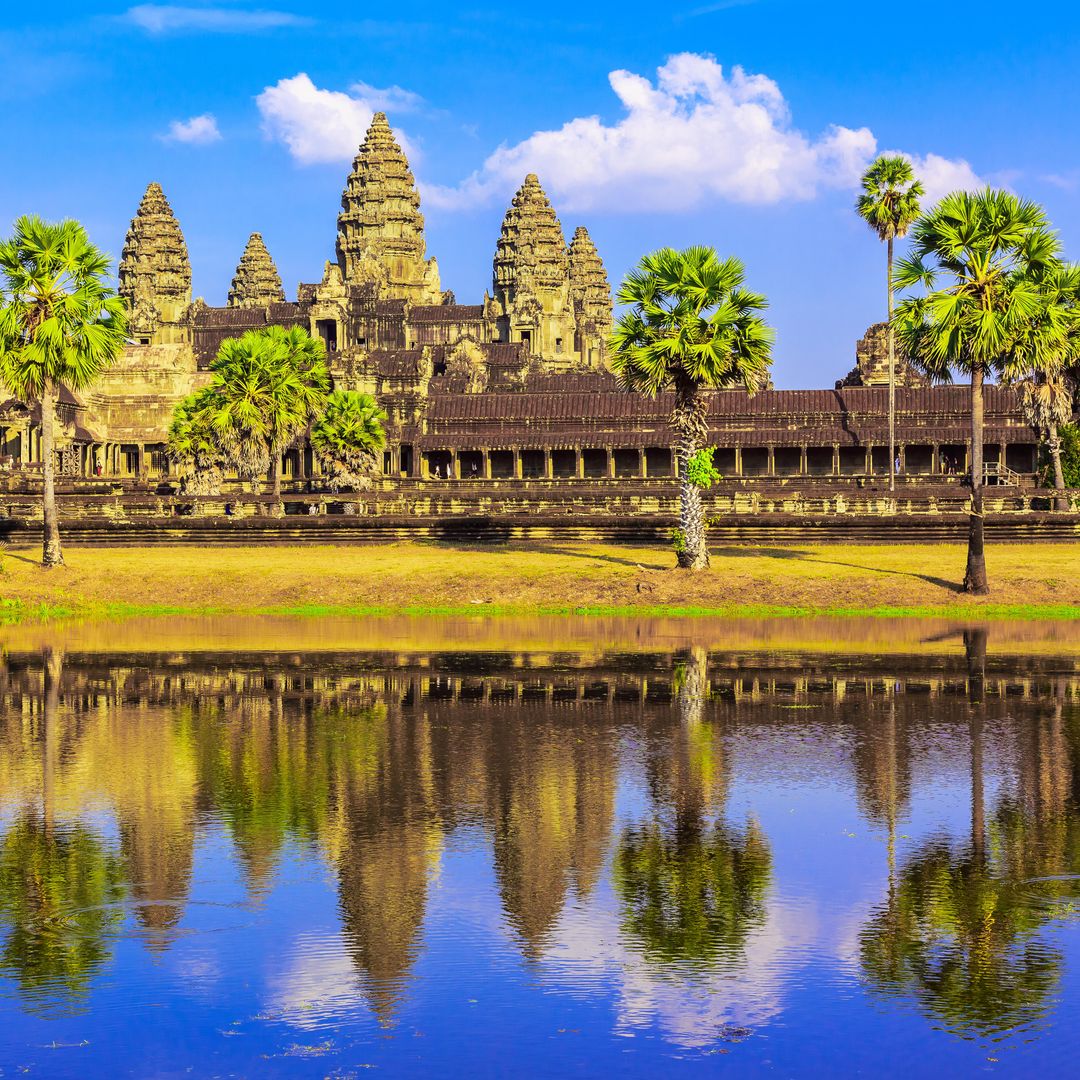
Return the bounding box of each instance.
[336,112,441,304]
[118,182,191,339]
[227,232,286,308]
[568,226,612,367]
[492,174,572,363]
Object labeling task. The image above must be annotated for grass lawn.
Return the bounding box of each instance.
[2,541,1079,622]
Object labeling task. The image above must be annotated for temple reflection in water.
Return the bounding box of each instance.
[1,633,1079,1060]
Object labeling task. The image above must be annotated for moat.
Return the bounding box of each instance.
[2,617,1080,1077]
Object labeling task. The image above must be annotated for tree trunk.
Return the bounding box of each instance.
[1048,423,1068,511]
[270,449,284,517]
[887,236,896,493]
[963,368,989,595]
[40,381,64,567]
[964,629,987,862]
[672,380,709,570]
[42,646,62,838]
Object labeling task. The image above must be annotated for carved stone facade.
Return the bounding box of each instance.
[837,322,930,389]
[228,233,285,309]
[118,182,192,343]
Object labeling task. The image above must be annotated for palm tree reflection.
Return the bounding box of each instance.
[615,648,772,969]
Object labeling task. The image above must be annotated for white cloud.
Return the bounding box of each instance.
[424,53,982,215]
[349,81,424,114]
[161,113,222,145]
[124,5,310,34]
[899,151,985,205]
[256,73,419,166]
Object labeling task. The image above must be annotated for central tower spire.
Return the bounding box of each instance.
[335,112,442,303]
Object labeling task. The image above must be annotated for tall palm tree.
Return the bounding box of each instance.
[310,389,388,492]
[610,247,773,570]
[894,190,1060,595]
[165,387,230,495]
[0,217,126,566]
[856,157,924,492]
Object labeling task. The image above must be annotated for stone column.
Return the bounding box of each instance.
[865,446,873,475]
[514,451,523,479]
[800,446,808,476]
[451,452,460,480]
[576,450,584,479]
[607,450,616,478]
[636,449,644,478]
[767,445,775,477]
[544,450,553,479]
[832,444,840,476]
[734,447,743,477]
[482,450,491,480]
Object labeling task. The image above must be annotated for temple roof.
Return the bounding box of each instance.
[118,182,191,308]
[227,232,285,308]
[493,174,569,298]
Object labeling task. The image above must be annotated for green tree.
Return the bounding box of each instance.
[1008,262,1080,508]
[310,390,388,492]
[169,326,329,506]
[610,247,773,570]
[165,387,230,495]
[0,216,127,566]
[856,156,924,492]
[894,190,1060,594]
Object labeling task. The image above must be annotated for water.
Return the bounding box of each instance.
[1,616,1080,1077]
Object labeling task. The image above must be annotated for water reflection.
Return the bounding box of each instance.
[1,624,1080,1071]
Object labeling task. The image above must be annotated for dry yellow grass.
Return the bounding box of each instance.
[1,541,1079,619]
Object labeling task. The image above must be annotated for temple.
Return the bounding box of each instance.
[0,112,1042,492]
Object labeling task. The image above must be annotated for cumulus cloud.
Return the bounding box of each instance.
[256,73,419,166]
[426,54,875,211]
[424,53,982,213]
[161,113,222,145]
[124,4,310,34]
[901,151,985,204]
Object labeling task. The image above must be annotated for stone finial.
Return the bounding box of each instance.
[568,226,611,317]
[227,232,286,308]
[493,174,569,300]
[336,112,439,303]
[118,182,192,321]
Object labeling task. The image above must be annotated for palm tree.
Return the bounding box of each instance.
[894,190,1060,595]
[165,387,230,495]
[310,390,388,492]
[856,157,924,492]
[1007,262,1080,510]
[0,216,126,566]
[610,247,773,570]
[203,326,329,506]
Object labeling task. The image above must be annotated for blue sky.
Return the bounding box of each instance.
[4,0,1080,387]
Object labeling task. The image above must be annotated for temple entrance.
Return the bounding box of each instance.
[806,448,834,476]
[839,447,866,475]
[614,449,640,478]
[315,319,338,352]
[459,451,483,479]
[742,447,769,477]
[582,449,607,478]
[774,448,801,476]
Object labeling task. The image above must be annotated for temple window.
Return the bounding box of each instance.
[644,447,673,477]
[614,449,640,478]
[742,447,769,477]
[555,337,563,352]
[713,449,737,476]
[774,448,801,476]
[552,449,576,478]
[582,449,607,477]
[491,450,515,478]
[520,450,544,478]
[520,330,532,351]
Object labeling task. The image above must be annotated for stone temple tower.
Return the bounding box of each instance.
[568,226,612,368]
[118,182,191,343]
[492,174,574,363]
[227,232,285,308]
[336,112,442,303]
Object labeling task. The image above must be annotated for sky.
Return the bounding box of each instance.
[4,0,1080,387]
